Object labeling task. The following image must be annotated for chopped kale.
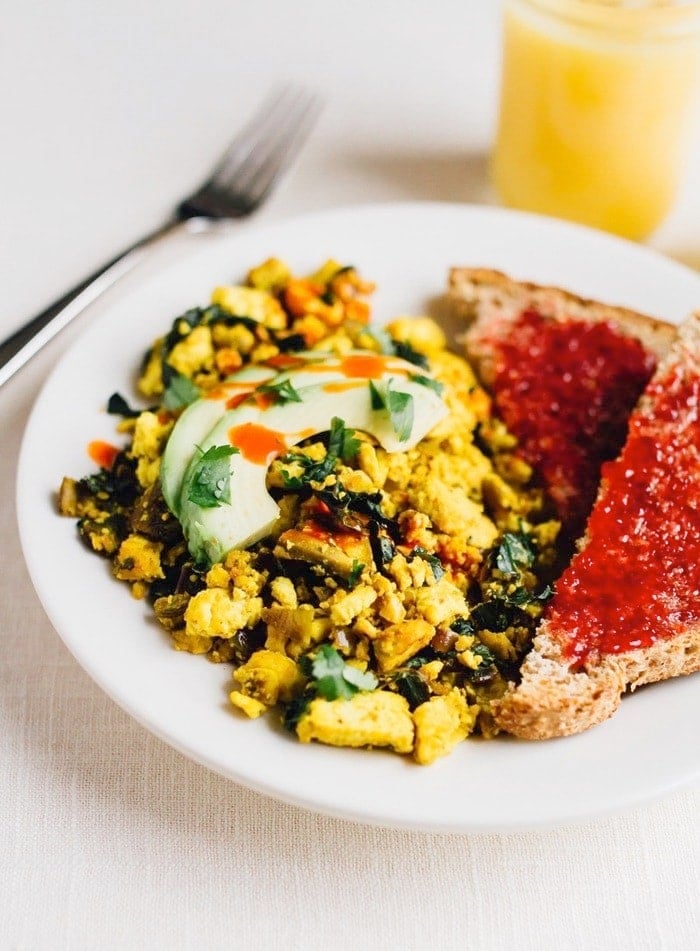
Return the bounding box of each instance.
[393,670,430,709]
[282,694,312,732]
[281,418,359,488]
[81,453,139,506]
[370,530,396,569]
[392,339,429,370]
[495,531,536,576]
[160,304,258,385]
[470,598,530,633]
[411,546,445,580]
[271,331,306,353]
[106,392,143,418]
[505,584,553,606]
[451,616,475,637]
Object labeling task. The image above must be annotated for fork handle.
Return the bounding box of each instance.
[0,217,196,389]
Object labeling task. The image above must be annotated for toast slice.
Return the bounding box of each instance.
[492,313,700,738]
[449,268,676,545]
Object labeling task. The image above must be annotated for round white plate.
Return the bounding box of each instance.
[17,202,700,833]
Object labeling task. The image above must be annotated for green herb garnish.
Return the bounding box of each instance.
[409,373,444,396]
[328,415,361,462]
[368,379,414,441]
[347,560,364,589]
[369,379,385,411]
[281,417,359,488]
[163,372,201,411]
[187,445,239,508]
[257,378,303,405]
[310,644,378,701]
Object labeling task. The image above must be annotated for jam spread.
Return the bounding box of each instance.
[546,361,700,664]
[489,310,656,541]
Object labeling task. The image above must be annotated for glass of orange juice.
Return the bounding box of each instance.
[492,0,700,240]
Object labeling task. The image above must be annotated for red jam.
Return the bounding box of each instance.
[489,310,657,540]
[546,363,700,664]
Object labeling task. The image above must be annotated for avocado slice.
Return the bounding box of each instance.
[160,364,277,514]
[169,353,448,564]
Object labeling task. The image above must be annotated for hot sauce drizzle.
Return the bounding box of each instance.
[228,422,287,465]
[489,310,656,541]
[87,440,120,470]
[547,364,700,663]
[338,353,407,379]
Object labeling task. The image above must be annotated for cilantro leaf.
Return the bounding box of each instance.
[495,532,536,575]
[386,383,414,441]
[327,416,361,462]
[310,645,378,700]
[369,379,385,411]
[368,379,414,441]
[409,373,444,396]
[187,445,239,508]
[163,372,201,411]
[257,378,303,404]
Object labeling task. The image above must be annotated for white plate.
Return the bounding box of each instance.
[17,202,700,833]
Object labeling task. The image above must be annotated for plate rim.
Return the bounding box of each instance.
[17,200,700,833]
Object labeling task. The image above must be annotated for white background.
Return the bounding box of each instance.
[1,2,698,949]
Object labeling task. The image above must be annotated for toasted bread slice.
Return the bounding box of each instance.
[449,267,675,379]
[492,313,700,738]
[448,267,676,543]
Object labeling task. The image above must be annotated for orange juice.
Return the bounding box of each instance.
[493,0,700,239]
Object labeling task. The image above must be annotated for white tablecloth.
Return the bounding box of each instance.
[2,2,698,948]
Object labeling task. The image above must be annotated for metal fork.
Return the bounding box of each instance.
[0,86,321,389]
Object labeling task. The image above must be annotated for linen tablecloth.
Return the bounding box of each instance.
[2,2,698,947]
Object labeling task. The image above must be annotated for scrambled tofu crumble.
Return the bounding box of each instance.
[59,258,559,765]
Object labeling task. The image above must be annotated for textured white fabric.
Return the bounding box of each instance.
[2,2,700,948]
[2,270,698,951]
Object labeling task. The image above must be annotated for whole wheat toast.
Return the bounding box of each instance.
[449,267,676,545]
[449,268,699,739]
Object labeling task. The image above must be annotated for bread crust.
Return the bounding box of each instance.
[448,267,676,386]
[448,268,698,739]
[494,626,700,740]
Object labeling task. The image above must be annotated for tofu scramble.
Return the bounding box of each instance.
[58,258,560,765]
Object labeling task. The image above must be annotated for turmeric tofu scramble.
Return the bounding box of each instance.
[59,258,561,765]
